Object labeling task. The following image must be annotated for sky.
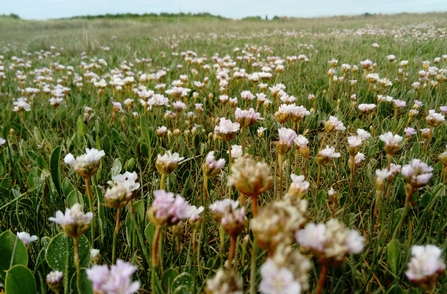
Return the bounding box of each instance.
[1,0,447,20]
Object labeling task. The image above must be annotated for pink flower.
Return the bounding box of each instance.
[87,260,140,294]
[278,127,297,146]
[150,190,191,226]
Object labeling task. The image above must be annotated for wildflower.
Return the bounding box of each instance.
[354,152,366,166]
[147,189,191,226]
[13,97,31,112]
[325,116,346,132]
[406,245,446,292]
[104,171,140,208]
[235,108,263,127]
[87,260,140,294]
[251,199,308,251]
[257,127,267,137]
[296,219,364,265]
[404,127,417,137]
[64,148,105,178]
[228,155,271,197]
[203,151,226,177]
[188,205,204,226]
[205,268,243,294]
[401,159,433,188]
[358,103,376,114]
[0,137,5,147]
[155,151,184,175]
[17,232,38,245]
[214,118,240,141]
[229,145,243,158]
[379,132,402,155]
[155,126,168,137]
[210,199,245,237]
[49,203,93,238]
[287,174,310,198]
[317,146,341,165]
[426,109,445,127]
[277,127,297,155]
[90,249,101,265]
[46,271,63,292]
[259,259,301,294]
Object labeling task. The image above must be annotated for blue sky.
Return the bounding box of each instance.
[1,0,447,20]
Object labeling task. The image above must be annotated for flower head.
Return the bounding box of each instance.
[379,132,402,155]
[228,154,272,196]
[277,128,297,155]
[87,260,140,294]
[155,151,184,175]
[17,232,38,245]
[325,116,346,132]
[49,203,93,238]
[259,259,301,294]
[147,189,191,226]
[214,118,240,141]
[64,148,105,178]
[104,171,140,208]
[405,245,446,291]
[203,151,226,177]
[401,159,433,188]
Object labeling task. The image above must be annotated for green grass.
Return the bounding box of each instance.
[1,12,447,293]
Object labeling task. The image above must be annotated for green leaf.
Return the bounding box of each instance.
[67,190,84,209]
[70,268,93,294]
[62,177,76,198]
[144,223,155,248]
[46,232,90,292]
[420,191,433,208]
[386,284,404,294]
[111,158,122,177]
[5,265,37,294]
[161,268,179,291]
[50,145,62,197]
[173,285,192,294]
[0,230,28,279]
[387,238,400,276]
[171,272,194,293]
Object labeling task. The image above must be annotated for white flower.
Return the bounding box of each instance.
[0,137,6,147]
[379,132,403,146]
[406,245,446,282]
[294,135,308,147]
[296,223,326,252]
[17,232,38,245]
[401,159,433,188]
[319,146,341,158]
[325,116,346,132]
[157,151,184,165]
[13,97,31,112]
[259,259,301,294]
[354,152,365,165]
[375,168,392,180]
[345,230,365,254]
[229,145,243,158]
[348,136,362,148]
[49,203,93,227]
[205,151,226,169]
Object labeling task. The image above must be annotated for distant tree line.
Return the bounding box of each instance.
[0,13,20,19]
[66,12,227,20]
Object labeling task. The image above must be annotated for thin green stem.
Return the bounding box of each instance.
[160,173,167,190]
[85,177,95,247]
[112,207,121,264]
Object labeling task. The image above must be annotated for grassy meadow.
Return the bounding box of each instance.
[1,12,447,293]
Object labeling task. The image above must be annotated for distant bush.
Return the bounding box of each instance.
[0,13,20,19]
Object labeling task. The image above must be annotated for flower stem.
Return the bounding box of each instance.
[112,207,121,264]
[317,163,322,186]
[251,194,258,217]
[73,236,81,294]
[160,173,167,190]
[316,262,328,294]
[241,127,247,152]
[228,235,237,270]
[85,177,95,247]
[152,225,162,267]
[277,153,283,201]
[249,237,258,294]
